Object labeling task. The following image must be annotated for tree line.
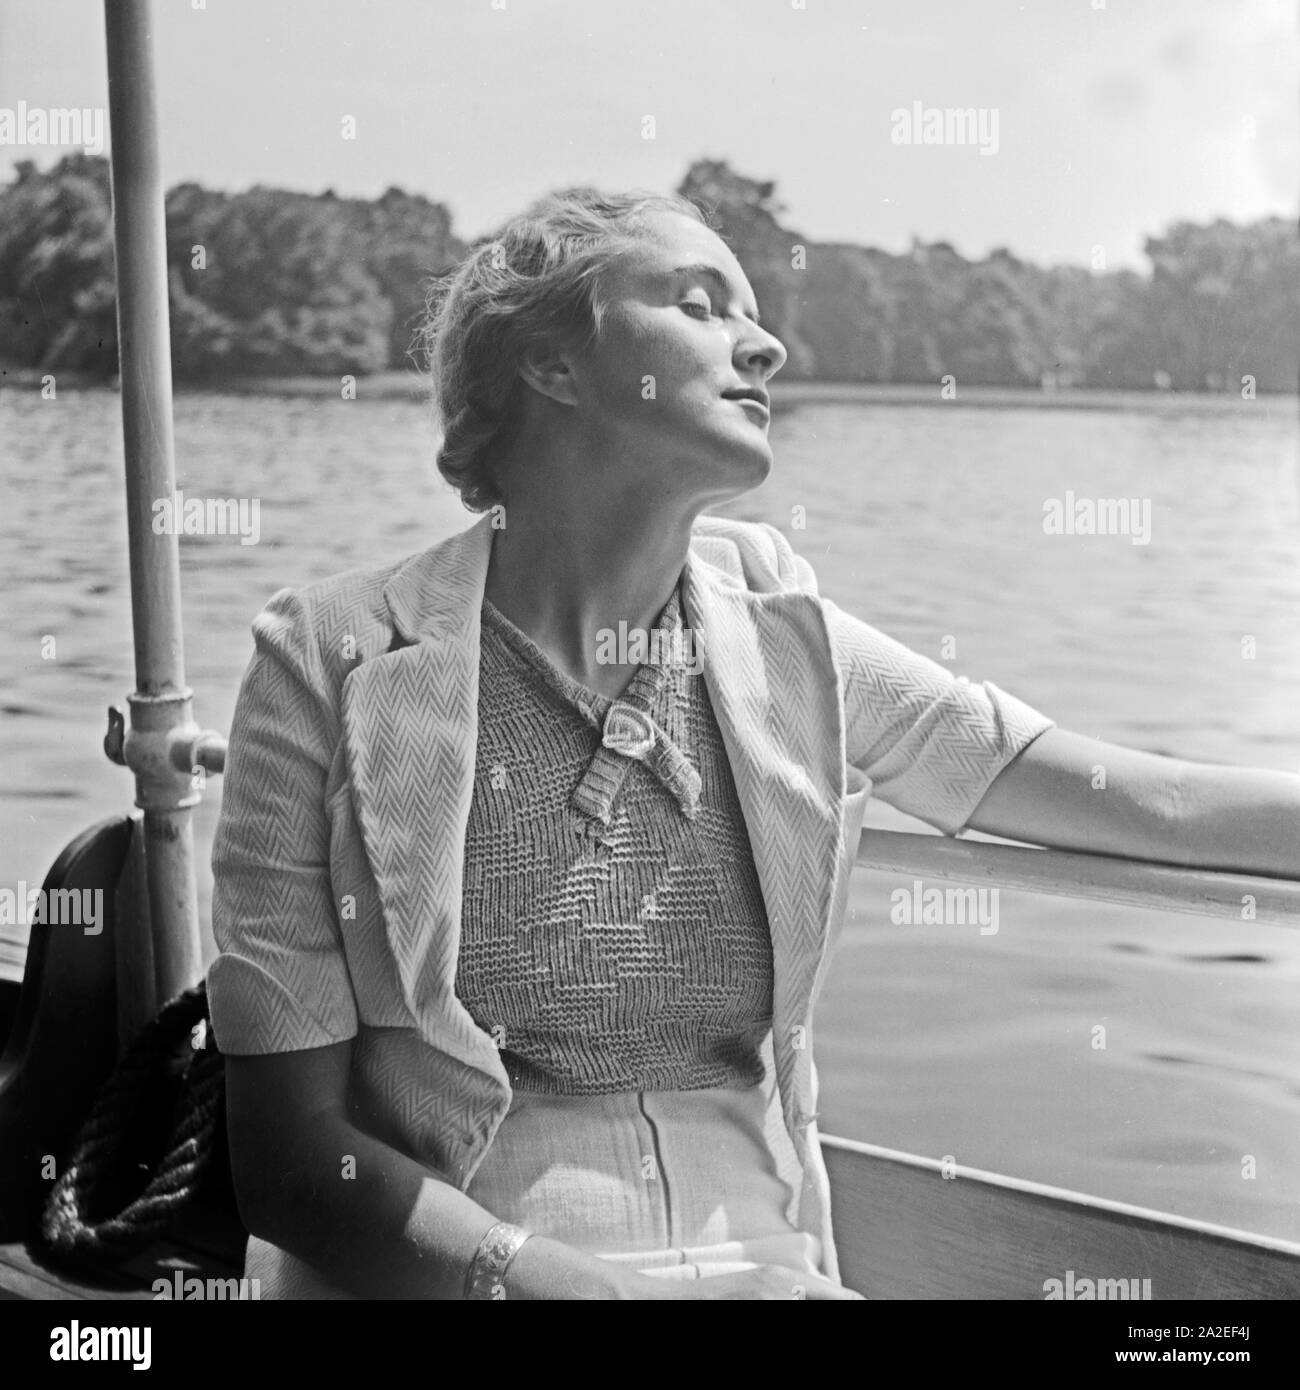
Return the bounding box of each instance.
[1,154,1295,392]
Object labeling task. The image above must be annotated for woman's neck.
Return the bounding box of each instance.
[482,492,695,698]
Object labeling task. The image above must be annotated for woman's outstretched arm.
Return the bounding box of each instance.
[966,727,1300,878]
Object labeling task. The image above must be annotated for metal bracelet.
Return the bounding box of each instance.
[464,1222,532,1300]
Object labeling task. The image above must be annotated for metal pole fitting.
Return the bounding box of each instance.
[122,690,203,811]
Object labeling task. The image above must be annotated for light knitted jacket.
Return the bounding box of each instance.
[208,512,1054,1282]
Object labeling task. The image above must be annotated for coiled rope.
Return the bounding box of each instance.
[40,980,225,1267]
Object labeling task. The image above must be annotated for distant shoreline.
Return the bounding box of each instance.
[2,366,1296,413]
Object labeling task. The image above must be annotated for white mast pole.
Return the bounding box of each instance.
[103,0,206,1016]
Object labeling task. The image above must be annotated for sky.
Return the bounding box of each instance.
[0,0,1296,270]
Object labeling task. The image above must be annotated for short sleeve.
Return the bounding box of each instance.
[207,588,359,1054]
[822,596,1055,837]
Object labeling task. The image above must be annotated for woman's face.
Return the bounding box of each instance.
[566,211,789,511]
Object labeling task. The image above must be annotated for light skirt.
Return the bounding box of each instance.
[244,1085,823,1298]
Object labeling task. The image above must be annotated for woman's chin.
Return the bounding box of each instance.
[702,457,771,511]
[675,437,774,510]
[737,440,774,487]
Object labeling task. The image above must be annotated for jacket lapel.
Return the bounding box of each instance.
[340,512,509,1082]
[682,554,846,1126]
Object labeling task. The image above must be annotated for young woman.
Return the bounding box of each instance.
[209,188,1300,1300]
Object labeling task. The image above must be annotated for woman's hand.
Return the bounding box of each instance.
[632,1265,865,1300]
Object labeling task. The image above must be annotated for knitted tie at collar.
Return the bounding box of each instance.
[579,700,702,821]
[479,589,703,823]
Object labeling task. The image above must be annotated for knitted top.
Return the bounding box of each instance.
[455,584,775,1095]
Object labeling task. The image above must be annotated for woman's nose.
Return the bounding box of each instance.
[735,322,788,379]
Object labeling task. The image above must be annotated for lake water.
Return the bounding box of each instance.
[2,383,1299,1242]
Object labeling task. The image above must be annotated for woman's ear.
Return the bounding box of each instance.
[517,338,581,408]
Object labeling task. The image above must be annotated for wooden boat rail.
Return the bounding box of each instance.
[823,1136,1300,1300]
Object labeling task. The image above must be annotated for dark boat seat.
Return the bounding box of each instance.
[0,815,246,1297]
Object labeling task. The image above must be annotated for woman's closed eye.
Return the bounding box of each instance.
[681,292,713,319]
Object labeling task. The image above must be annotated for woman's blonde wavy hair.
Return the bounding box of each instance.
[420,187,710,512]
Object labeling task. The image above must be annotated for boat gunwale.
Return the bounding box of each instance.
[819,1132,1300,1259]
